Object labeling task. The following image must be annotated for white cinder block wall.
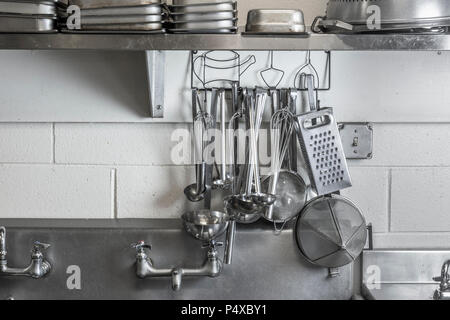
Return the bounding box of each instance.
[1,0,450,250]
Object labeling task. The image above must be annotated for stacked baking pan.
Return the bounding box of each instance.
[0,0,64,33]
[63,0,165,33]
[168,0,237,34]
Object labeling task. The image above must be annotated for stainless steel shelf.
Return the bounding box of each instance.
[1,32,450,51]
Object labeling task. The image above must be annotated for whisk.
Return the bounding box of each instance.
[265,108,294,221]
[247,89,267,195]
[184,90,213,203]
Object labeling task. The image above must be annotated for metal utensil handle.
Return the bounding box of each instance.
[306,74,317,112]
[224,220,236,265]
[220,89,227,182]
[318,18,354,31]
[299,109,335,130]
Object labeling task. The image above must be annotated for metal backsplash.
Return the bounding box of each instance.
[0,219,353,300]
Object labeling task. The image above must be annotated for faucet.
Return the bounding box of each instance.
[132,240,223,291]
[433,260,450,300]
[0,226,51,279]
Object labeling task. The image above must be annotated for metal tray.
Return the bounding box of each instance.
[61,29,165,33]
[0,1,56,16]
[61,23,164,32]
[170,2,235,13]
[68,0,161,9]
[242,31,309,37]
[246,9,306,33]
[172,0,233,5]
[0,15,55,32]
[245,24,306,33]
[80,4,161,16]
[171,10,236,21]
[170,18,236,29]
[81,14,162,25]
[168,26,237,33]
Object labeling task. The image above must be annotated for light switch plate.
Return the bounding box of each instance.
[338,123,373,159]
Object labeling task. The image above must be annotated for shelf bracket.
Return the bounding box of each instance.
[145,50,165,118]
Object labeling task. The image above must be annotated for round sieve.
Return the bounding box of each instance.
[261,170,308,224]
[295,194,367,268]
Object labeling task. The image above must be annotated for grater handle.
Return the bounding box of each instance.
[306,74,317,112]
[299,109,335,131]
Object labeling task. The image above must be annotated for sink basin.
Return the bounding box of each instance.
[362,283,438,300]
[361,250,450,300]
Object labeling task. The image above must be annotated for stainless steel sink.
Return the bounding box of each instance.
[0,219,353,300]
[361,250,450,300]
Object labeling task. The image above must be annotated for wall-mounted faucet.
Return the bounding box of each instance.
[132,239,224,291]
[132,210,230,291]
[433,260,450,300]
[0,226,51,279]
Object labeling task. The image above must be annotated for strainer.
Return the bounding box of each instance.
[295,194,367,268]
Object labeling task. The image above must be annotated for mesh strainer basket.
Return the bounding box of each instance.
[295,194,367,268]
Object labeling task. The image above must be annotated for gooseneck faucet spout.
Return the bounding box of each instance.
[0,227,51,279]
[0,227,6,261]
[434,260,450,300]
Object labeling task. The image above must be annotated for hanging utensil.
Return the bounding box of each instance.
[294,76,352,196]
[184,89,211,202]
[225,88,276,225]
[213,89,233,190]
[295,194,367,268]
[262,170,308,224]
[260,51,285,89]
[294,51,320,90]
[264,108,294,220]
[262,95,309,234]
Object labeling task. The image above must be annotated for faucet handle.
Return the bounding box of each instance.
[202,240,224,249]
[131,241,151,252]
[33,241,51,251]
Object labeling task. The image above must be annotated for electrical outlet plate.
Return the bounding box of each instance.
[338,123,373,160]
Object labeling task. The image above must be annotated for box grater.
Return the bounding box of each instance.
[294,107,352,196]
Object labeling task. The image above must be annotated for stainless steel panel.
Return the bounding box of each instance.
[0,219,353,300]
[146,50,165,118]
[338,123,373,160]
